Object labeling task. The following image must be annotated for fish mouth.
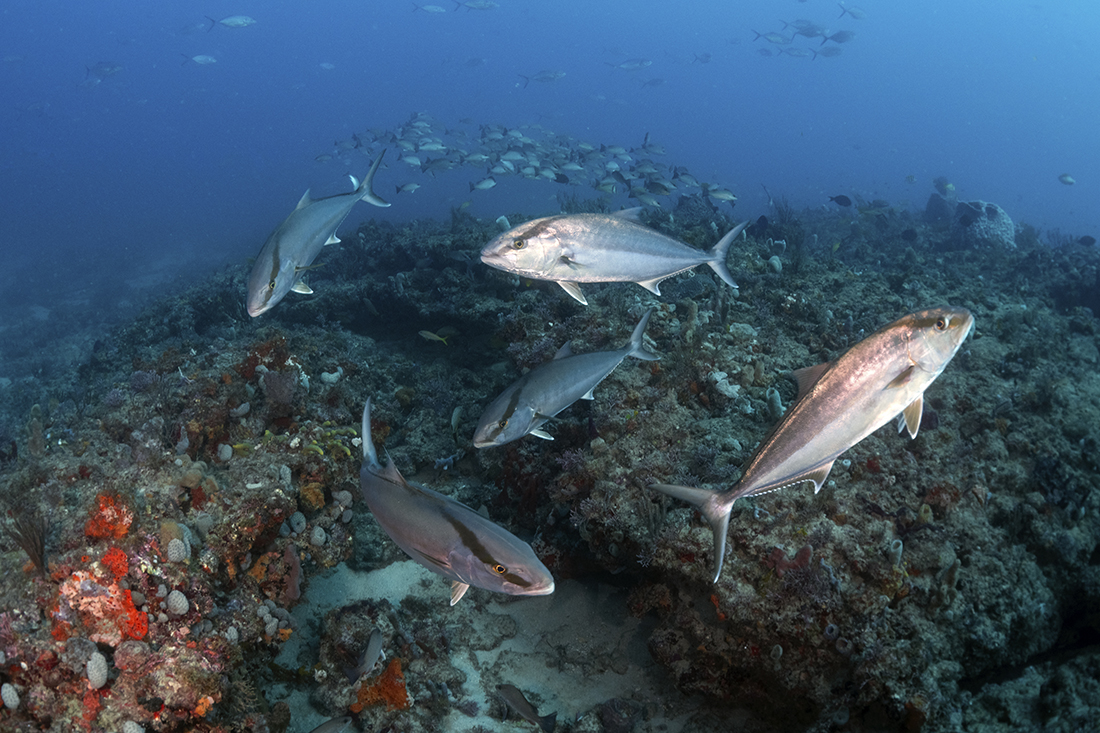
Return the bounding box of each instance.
[479,249,504,267]
[526,578,555,596]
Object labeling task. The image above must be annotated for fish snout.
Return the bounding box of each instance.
[526,576,555,596]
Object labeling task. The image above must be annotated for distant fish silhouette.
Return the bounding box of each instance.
[829,194,852,207]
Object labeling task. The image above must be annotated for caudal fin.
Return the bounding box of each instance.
[361,399,380,467]
[651,482,734,582]
[625,309,660,361]
[539,712,557,733]
[708,221,746,290]
[358,150,391,207]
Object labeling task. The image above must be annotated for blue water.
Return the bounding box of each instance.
[2,0,1097,320]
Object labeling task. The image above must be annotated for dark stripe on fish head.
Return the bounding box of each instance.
[485,389,522,444]
[445,513,533,589]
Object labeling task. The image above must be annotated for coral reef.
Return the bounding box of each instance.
[1,186,1098,732]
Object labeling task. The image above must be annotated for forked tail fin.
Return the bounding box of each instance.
[651,483,733,582]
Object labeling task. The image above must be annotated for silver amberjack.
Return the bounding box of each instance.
[654,306,975,582]
[359,398,555,605]
[247,151,389,317]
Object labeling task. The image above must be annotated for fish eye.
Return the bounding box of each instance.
[935,318,947,330]
[492,564,507,575]
[497,419,508,429]
[268,279,276,290]
[511,238,526,250]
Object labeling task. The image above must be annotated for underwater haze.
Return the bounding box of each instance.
[5,2,1100,732]
[1,0,1097,330]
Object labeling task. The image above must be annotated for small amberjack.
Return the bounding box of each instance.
[480,208,744,305]
[247,151,389,317]
[359,398,555,605]
[473,309,659,447]
[654,306,974,582]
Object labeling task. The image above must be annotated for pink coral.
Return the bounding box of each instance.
[54,571,147,646]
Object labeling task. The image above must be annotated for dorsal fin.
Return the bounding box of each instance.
[294,189,312,210]
[611,207,643,221]
[553,341,573,360]
[790,362,831,399]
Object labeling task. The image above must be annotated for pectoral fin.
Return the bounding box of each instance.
[886,365,915,389]
[450,582,470,606]
[898,395,923,439]
[325,233,341,245]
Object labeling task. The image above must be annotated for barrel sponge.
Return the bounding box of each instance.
[953,200,1015,248]
[87,651,109,689]
[166,589,189,615]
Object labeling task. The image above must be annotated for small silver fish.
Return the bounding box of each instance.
[497,684,556,732]
[654,306,974,582]
[343,627,384,682]
[470,175,497,191]
[480,208,745,305]
[359,399,555,604]
[206,15,256,30]
[181,54,217,65]
[246,151,389,317]
[473,309,659,448]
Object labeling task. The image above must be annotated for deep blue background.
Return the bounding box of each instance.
[2,0,1096,322]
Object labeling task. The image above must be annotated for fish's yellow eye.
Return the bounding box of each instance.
[511,238,526,250]
[492,564,507,575]
[268,279,277,290]
[935,318,947,330]
[497,419,508,429]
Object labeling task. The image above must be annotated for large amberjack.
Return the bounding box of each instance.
[358,398,555,605]
[246,151,389,317]
[480,208,745,305]
[654,306,975,582]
